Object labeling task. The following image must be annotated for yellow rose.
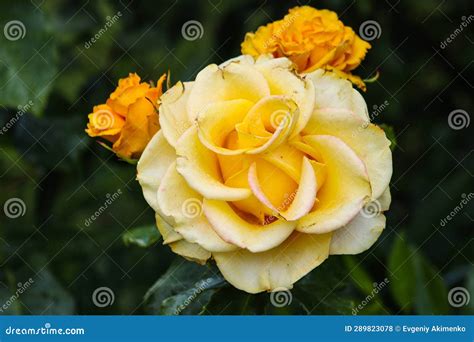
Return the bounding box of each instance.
[241,6,371,90]
[137,56,392,293]
[85,73,166,159]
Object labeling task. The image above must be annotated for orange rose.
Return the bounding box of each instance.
[86,73,166,159]
[241,6,371,90]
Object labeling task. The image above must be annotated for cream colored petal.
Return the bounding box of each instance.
[255,58,315,137]
[136,131,176,212]
[213,232,331,293]
[248,157,316,221]
[159,81,194,147]
[297,135,371,234]
[157,162,237,252]
[329,213,386,255]
[187,63,270,122]
[169,240,211,265]
[219,55,256,67]
[351,88,370,121]
[377,186,392,211]
[175,126,251,201]
[305,69,366,118]
[303,108,392,200]
[203,199,296,253]
[155,213,182,244]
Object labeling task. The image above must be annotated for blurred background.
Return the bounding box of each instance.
[0,0,472,315]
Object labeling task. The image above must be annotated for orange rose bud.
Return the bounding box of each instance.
[85,73,166,159]
[241,6,371,90]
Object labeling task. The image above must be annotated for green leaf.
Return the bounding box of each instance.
[293,257,358,314]
[379,124,397,151]
[144,259,226,315]
[122,225,161,248]
[201,287,258,315]
[388,233,449,314]
[343,255,375,296]
[0,1,58,116]
[464,267,474,314]
[18,268,75,314]
[388,233,414,311]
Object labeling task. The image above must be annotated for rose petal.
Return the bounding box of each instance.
[176,126,251,201]
[248,157,316,221]
[157,162,238,252]
[303,107,392,199]
[169,240,211,265]
[197,99,254,155]
[203,199,296,253]
[213,231,331,293]
[159,81,194,147]
[255,57,315,137]
[329,213,386,255]
[297,135,371,233]
[155,213,182,245]
[137,131,176,213]
[187,63,270,122]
